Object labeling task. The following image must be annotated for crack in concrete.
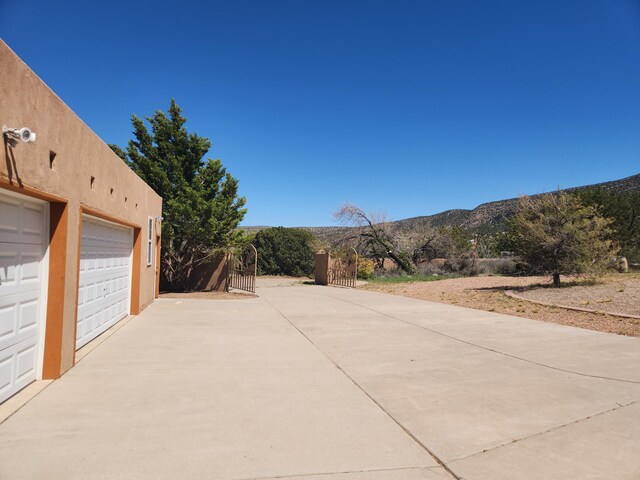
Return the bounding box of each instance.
[448,400,638,464]
[237,465,439,480]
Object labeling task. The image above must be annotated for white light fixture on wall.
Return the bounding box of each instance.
[2,125,37,143]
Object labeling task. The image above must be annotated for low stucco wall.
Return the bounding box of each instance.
[185,254,229,292]
[0,40,162,376]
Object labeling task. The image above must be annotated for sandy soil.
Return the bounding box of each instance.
[255,276,313,288]
[517,275,640,317]
[364,274,640,337]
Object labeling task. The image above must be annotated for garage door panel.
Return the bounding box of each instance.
[78,290,128,321]
[0,304,14,343]
[15,339,37,383]
[0,196,45,245]
[78,265,130,283]
[0,252,17,286]
[82,221,130,246]
[76,296,128,349]
[0,243,45,292]
[20,252,43,283]
[78,271,129,306]
[80,252,130,272]
[19,299,39,331]
[0,298,42,403]
[0,197,20,241]
[0,337,39,402]
[21,204,46,242]
[0,353,11,392]
[0,290,40,352]
[77,216,132,350]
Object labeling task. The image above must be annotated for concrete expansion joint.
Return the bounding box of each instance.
[448,400,638,465]
[262,297,463,480]
[309,290,640,385]
[235,465,440,480]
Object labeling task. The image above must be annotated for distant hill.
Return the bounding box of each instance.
[242,172,640,244]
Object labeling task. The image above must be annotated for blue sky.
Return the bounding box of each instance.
[2,0,639,226]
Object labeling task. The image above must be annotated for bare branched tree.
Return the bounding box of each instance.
[333,203,416,274]
[398,225,441,265]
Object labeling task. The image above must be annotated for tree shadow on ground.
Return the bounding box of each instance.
[471,276,602,293]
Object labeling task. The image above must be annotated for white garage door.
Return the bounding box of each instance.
[0,191,48,404]
[76,216,133,349]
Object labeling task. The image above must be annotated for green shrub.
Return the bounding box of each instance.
[357,257,375,279]
[253,227,315,277]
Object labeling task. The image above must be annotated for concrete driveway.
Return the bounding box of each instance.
[1,284,639,480]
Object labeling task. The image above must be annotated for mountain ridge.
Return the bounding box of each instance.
[242,172,640,242]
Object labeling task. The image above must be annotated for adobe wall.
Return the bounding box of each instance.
[0,40,162,376]
[187,254,229,292]
[314,252,329,285]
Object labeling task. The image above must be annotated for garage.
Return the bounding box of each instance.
[0,190,48,403]
[76,215,133,350]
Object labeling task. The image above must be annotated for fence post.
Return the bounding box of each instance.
[224,252,231,292]
[315,252,329,285]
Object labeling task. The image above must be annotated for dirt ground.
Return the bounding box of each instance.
[517,275,640,317]
[160,291,256,300]
[159,276,310,300]
[255,276,313,288]
[364,273,640,337]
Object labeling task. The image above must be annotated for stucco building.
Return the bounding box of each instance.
[0,40,162,403]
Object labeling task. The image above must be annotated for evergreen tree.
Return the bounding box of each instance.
[509,192,617,286]
[574,188,640,263]
[253,227,315,277]
[112,99,246,291]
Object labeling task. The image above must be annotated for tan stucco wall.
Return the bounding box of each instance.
[188,254,229,291]
[0,40,162,375]
[314,253,329,285]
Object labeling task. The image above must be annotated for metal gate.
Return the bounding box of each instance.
[328,247,358,288]
[227,244,257,293]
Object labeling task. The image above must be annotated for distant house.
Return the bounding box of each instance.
[0,40,162,404]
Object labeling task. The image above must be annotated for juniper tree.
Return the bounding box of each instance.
[574,188,640,263]
[253,227,315,277]
[509,192,617,286]
[111,99,246,291]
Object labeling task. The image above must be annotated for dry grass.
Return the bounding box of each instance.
[363,273,640,337]
[516,273,640,317]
